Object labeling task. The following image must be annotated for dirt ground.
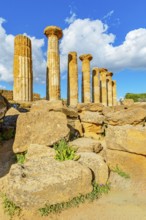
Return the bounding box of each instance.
[0,189,146,220]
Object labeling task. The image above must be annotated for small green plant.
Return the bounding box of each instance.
[15,151,27,164]
[39,182,110,216]
[1,194,21,219]
[54,140,80,161]
[111,164,130,179]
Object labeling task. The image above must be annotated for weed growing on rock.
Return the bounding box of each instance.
[1,194,21,219]
[112,164,130,179]
[15,151,27,164]
[54,139,80,161]
[39,182,110,216]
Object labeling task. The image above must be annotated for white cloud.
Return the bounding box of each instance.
[65,10,77,24]
[60,18,146,75]
[103,10,114,20]
[1,16,146,88]
[0,18,46,84]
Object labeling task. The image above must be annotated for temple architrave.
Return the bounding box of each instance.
[79,54,93,103]
[44,26,63,100]
[13,35,33,102]
[106,71,113,106]
[92,67,100,103]
[67,52,78,106]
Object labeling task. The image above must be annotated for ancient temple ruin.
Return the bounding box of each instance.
[12,26,117,106]
[13,35,33,102]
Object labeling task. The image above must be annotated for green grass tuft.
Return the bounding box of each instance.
[39,182,110,216]
[1,194,21,219]
[54,139,80,161]
[15,151,27,164]
[111,164,130,179]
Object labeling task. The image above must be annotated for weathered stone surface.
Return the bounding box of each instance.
[78,153,109,184]
[13,111,70,153]
[77,103,103,112]
[104,107,146,125]
[26,144,56,161]
[0,95,8,120]
[79,111,105,124]
[106,149,146,192]
[13,35,33,102]
[31,100,63,112]
[69,137,102,153]
[82,122,103,134]
[106,125,146,155]
[6,158,92,208]
[112,80,117,106]
[31,100,78,118]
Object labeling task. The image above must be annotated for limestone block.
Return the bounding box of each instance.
[106,149,146,192]
[69,137,102,153]
[104,107,146,125]
[82,122,103,134]
[78,152,109,184]
[13,111,70,153]
[79,111,105,124]
[77,103,103,112]
[6,159,92,208]
[106,125,146,155]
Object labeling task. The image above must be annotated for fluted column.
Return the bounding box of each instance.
[13,35,33,102]
[44,26,63,100]
[79,54,93,103]
[92,67,100,103]
[67,52,78,106]
[106,71,113,106]
[99,68,108,106]
[112,80,117,106]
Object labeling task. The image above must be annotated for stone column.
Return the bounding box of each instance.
[106,71,113,106]
[44,26,63,100]
[67,52,78,106]
[13,35,33,102]
[79,54,93,103]
[112,80,117,106]
[99,68,108,106]
[92,67,100,103]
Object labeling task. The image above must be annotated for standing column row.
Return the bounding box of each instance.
[13,35,33,102]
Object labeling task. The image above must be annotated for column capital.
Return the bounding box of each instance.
[92,67,99,72]
[79,54,93,61]
[15,35,31,47]
[44,26,63,39]
[106,71,113,77]
[99,68,108,73]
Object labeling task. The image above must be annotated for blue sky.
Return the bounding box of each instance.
[0,0,146,100]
